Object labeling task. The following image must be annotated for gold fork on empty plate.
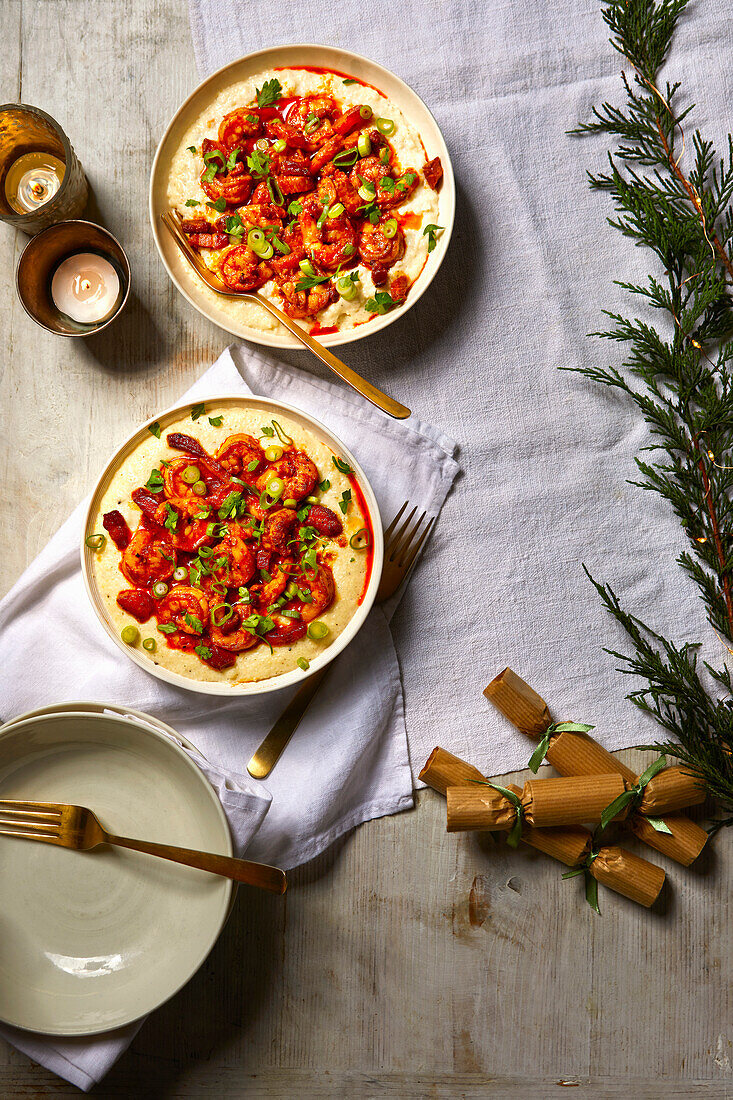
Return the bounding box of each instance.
[246,502,435,780]
[0,799,286,894]
[160,210,410,420]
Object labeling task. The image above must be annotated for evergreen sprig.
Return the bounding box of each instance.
[573,0,733,821]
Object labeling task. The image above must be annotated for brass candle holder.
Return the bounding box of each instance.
[0,104,88,234]
[16,220,130,337]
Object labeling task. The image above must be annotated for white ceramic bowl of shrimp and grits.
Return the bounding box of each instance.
[81,395,383,696]
[150,44,454,349]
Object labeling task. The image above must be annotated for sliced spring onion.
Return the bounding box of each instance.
[349,528,370,550]
[307,620,330,640]
[304,115,322,134]
[272,419,294,444]
[358,181,376,202]
[332,147,359,169]
[192,480,207,495]
[382,218,399,238]
[267,176,285,207]
[85,533,106,551]
[247,227,274,258]
[173,566,188,582]
[181,464,200,484]
[283,497,297,508]
[336,275,357,301]
[357,132,371,157]
[359,105,373,120]
[142,637,156,652]
[297,657,310,671]
[286,581,299,598]
[211,602,235,625]
[379,145,390,163]
[376,117,396,136]
[328,202,345,219]
[264,445,284,462]
[248,228,266,248]
[299,258,316,277]
[306,495,318,503]
[255,137,270,152]
[266,477,285,500]
[152,581,169,599]
[273,137,287,152]
[121,625,139,646]
[206,521,223,537]
[198,546,214,558]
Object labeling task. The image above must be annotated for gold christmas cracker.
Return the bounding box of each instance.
[483,668,708,864]
[423,748,665,907]
[445,773,628,831]
[589,846,665,908]
[420,748,590,866]
[638,765,706,815]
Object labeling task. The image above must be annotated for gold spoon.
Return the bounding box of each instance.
[161,211,410,420]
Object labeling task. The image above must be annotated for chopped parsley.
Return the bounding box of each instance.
[145,468,165,493]
[184,198,200,207]
[164,502,178,532]
[187,145,197,153]
[255,78,282,108]
[332,456,352,474]
[184,613,204,634]
[365,291,397,315]
[206,198,227,213]
[260,424,275,437]
[224,213,245,240]
[148,421,161,439]
[246,458,259,471]
[157,623,176,634]
[226,147,240,171]
[191,402,206,420]
[288,200,303,217]
[319,478,331,492]
[342,78,357,86]
[217,490,243,520]
[208,415,224,427]
[339,489,352,515]
[246,148,271,178]
[194,643,212,659]
[423,223,444,253]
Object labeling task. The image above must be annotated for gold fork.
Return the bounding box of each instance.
[246,502,435,779]
[0,799,286,894]
[161,211,410,421]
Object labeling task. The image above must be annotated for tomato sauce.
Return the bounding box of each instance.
[309,323,338,336]
[347,471,375,604]
[274,65,388,100]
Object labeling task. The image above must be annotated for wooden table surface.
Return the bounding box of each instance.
[1,1,731,1096]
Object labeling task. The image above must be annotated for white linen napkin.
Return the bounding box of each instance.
[0,346,458,1089]
[0,723,271,1092]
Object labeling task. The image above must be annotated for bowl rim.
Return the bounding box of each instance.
[81,393,384,696]
[149,42,455,349]
[0,708,233,1036]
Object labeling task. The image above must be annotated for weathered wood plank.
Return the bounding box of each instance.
[0,1,731,1096]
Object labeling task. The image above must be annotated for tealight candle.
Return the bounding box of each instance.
[4,151,65,213]
[51,252,121,324]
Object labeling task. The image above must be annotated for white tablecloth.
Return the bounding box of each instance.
[189,0,731,775]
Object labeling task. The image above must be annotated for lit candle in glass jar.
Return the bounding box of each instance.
[51,252,122,325]
[4,151,66,213]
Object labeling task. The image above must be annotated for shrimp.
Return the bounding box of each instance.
[218,108,263,150]
[349,157,418,208]
[249,559,293,610]
[287,96,338,147]
[257,449,319,501]
[210,525,256,587]
[299,563,335,622]
[201,162,253,207]
[299,188,357,272]
[163,457,206,501]
[215,434,265,481]
[358,218,405,270]
[274,276,337,319]
[157,586,209,635]
[262,508,299,553]
[209,607,259,652]
[219,244,272,292]
[121,524,175,586]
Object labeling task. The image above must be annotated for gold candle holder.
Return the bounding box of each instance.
[16,220,130,337]
[0,104,88,234]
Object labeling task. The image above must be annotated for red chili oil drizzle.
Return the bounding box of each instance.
[309,324,338,336]
[274,66,388,100]
[400,211,423,231]
[347,471,375,604]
